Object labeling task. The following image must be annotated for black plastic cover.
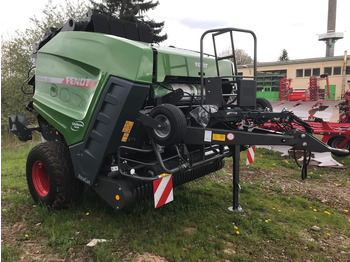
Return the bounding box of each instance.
[69,77,150,186]
[8,115,32,142]
[237,79,257,109]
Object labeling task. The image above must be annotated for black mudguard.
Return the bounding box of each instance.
[69,76,149,185]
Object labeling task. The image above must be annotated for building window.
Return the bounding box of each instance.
[312,68,320,76]
[333,67,341,75]
[261,69,287,76]
[296,69,303,77]
[324,67,332,75]
[304,69,311,77]
[346,66,350,75]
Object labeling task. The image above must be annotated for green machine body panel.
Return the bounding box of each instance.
[33,32,233,146]
[155,46,234,82]
[33,32,154,145]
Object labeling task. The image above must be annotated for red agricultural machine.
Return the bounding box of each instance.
[280,74,330,102]
[273,78,350,156]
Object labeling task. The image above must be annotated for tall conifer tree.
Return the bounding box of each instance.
[90,0,167,43]
[278,49,290,61]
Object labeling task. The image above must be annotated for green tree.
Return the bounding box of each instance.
[278,49,289,61]
[220,48,253,65]
[90,0,167,43]
[1,0,88,130]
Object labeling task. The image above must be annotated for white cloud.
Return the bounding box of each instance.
[1,0,349,62]
[178,18,229,30]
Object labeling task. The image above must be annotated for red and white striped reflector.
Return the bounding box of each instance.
[246,146,256,166]
[153,175,174,208]
[339,110,347,123]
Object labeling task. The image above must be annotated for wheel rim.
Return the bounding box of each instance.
[331,137,349,150]
[32,160,50,197]
[154,114,171,138]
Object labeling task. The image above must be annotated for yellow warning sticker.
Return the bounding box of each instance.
[212,133,226,141]
[121,132,129,142]
[122,121,134,133]
[160,173,171,178]
[121,121,134,142]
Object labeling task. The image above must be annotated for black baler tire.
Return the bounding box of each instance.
[327,136,350,157]
[149,104,187,146]
[256,97,273,111]
[26,141,83,209]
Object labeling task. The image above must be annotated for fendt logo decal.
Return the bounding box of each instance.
[36,76,97,88]
[194,62,208,68]
[62,77,97,88]
[71,121,84,131]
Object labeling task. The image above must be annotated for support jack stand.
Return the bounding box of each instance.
[228,145,243,212]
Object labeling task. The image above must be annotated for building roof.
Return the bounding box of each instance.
[238,55,349,68]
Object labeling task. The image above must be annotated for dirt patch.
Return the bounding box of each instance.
[299,226,350,256]
[132,252,167,262]
[184,227,196,235]
[223,241,236,255]
[221,163,350,209]
[1,221,93,262]
[310,233,350,261]
[1,222,64,262]
[299,228,317,243]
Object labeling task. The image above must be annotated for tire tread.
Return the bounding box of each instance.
[26,141,83,209]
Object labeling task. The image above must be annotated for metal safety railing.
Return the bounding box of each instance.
[199,28,258,105]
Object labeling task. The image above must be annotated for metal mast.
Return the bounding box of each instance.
[318,0,343,57]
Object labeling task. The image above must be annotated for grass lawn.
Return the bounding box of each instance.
[1,138,350,262]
